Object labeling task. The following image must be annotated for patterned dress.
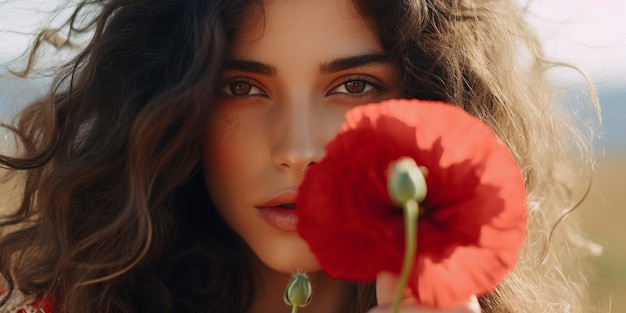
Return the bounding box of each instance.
[2,290,53,313]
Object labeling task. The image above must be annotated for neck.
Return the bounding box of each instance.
[247,257,354,313]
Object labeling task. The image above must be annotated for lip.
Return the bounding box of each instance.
[256,190,298,232]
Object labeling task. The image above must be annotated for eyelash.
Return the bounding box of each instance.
[220,78,267,98]
[219,76,385,99]
[327,76,384,98]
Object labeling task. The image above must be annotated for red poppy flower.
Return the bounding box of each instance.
[296,99,527,309]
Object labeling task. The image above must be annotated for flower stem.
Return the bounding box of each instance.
[392,199,419,313]
[291,305,298,313]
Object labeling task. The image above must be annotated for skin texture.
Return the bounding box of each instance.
[203,0,401,311]
[203,0,400,274]
[202,0,479,312]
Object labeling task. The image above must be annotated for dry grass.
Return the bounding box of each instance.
[578,154,626,313]
[0,170,22,216]
[1,156,625,312]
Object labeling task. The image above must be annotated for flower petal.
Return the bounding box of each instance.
[296,99,527,309]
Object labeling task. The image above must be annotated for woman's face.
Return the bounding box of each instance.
[203,0,401,273]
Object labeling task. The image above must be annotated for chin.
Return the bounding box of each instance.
[254,237,322,274]
[266,256,321,274]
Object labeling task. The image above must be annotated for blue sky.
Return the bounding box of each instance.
[1,0,625,152]
[522,0,626,86]
[1,0,625,84]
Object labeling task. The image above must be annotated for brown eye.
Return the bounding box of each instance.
[344,81,366,93]
[329,78,378,96]
[222,80,265,97]
[229,82,253,95]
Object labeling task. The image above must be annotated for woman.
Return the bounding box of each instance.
[0,0,597,312]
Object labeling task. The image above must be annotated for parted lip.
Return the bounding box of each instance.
[255,190,297,208]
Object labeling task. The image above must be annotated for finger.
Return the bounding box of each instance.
[375,271,399,306]
[465,295,481,313]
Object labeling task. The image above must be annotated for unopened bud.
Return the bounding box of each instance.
[283,272,312,308]
[388,157,427,206]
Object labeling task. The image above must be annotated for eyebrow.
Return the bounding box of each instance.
[222,59,277,76]
[319,53,390,74]
[222,53,390,76]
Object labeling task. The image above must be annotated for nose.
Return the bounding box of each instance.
[271,103,326,174]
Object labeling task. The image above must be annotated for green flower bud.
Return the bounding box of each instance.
[283,272,312,308]
[387,157,427,206]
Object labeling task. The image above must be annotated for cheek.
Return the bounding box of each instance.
[202,109,240,204]
[206,107,240,143]
[202,107,264,210]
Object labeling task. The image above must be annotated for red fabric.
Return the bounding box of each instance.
[16,298,53,313]
[296,99,527,309]
[1,290,55,313]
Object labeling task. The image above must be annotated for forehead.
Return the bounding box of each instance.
[230,0,383,60]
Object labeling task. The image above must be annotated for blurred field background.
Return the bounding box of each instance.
[0,79,625,312]
[1,80,625,313]
[579,83,626,313]
[1,0,625,311]
[581,152,626,312]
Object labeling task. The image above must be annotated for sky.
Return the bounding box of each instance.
[1,0,626,84]
[0,1,78,69]
[521,0,626,86]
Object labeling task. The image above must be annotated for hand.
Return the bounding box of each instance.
[367,272,482,313]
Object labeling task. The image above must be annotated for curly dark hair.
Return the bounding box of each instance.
[1,0,596,312]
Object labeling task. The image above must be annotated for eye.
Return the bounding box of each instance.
[222,80,265,97]
[329,78,380,96]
